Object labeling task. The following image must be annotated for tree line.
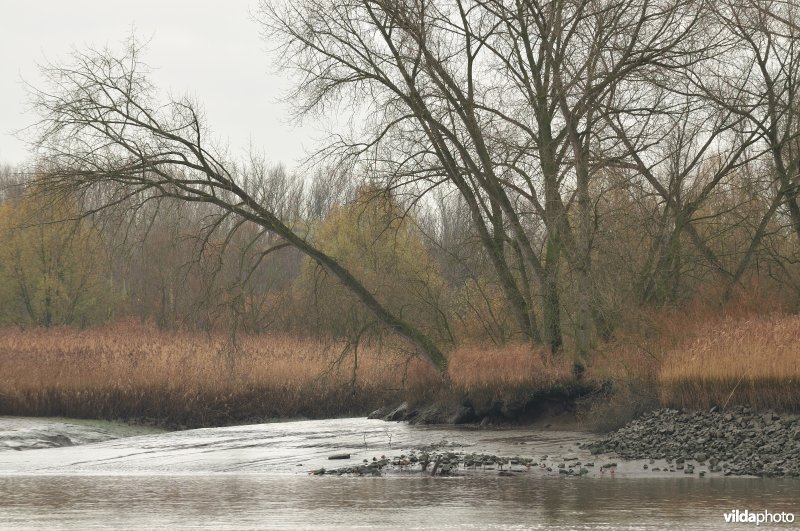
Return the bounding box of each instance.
[3,0,799,375]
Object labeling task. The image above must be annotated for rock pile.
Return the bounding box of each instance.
[311,451,552,477]
[584,407,800,477]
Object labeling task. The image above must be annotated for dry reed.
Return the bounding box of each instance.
[0,322,572,426]
[0,322,408,426]
[4,307,797,428]
[447,343,574,393]
[659,314,800,411]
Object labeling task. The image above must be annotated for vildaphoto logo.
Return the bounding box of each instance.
[723,509,795,525]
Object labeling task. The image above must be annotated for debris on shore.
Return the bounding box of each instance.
[584,407,800,478]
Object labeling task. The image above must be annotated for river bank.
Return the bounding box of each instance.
[585,406,800,478]
[4,401,799,480]
[0,416,164,452]
[2,313,800,429]
[361,405,800,479]
[0,414,776,481]
[367,380,600,427]
[1,416,798,530]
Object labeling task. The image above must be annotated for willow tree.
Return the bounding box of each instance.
[698,0,800,256]
[0,193,115,327]
[30,43,448,372]
[298,185,452,344]
[259,0,712,370]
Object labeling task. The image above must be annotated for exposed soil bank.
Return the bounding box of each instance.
[584,407,800,478]
[370,395,800,479]
[369,382,602,426]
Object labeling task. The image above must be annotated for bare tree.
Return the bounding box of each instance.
[30,42,448,372]
[260,0,713,371]
[28,0,800,377]
[676,0,800,296]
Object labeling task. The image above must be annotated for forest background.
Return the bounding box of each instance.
[1,0,799,427]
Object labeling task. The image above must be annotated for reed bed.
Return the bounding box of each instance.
[446,343,575,394]
[659,314,800,411]
[4,312,798,428]
[0,323,572,426]
[0,323,403,425]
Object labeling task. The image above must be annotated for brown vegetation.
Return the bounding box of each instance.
[580,286,800,428]
[2,300,797,428]
[446,344,575,399]
[3,1,800,425]
[659,314,800,411]
[0,322,575,427]
[0,323,403,426]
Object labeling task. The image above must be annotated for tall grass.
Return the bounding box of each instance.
[3,302,798,428]
[581,284,800,427]
[0,323,410,425]
[446,343,575,398]
[0,322,573,426]
[659,314,800,411]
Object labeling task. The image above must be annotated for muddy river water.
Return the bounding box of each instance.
[0,417,796,529]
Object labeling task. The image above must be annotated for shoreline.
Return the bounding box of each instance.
[361,401,800,479]
[367,381,603,427]
[3,401,799,479]
[584,406,800,478]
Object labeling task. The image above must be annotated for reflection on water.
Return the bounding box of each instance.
[1,475,796,530]
[0,417,796,529]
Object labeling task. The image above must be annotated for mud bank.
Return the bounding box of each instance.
[0,417,163,452]
[369,399,800,479]
[369,384,600,426]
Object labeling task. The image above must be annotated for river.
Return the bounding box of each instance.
[0,417,796,529]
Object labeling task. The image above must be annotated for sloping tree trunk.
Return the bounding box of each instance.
[31,44,448,373]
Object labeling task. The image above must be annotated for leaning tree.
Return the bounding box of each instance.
[30,42,448,372]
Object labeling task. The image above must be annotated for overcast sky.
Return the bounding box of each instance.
[0,1,317,168]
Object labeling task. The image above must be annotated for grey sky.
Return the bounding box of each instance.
[0,1,316,167]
